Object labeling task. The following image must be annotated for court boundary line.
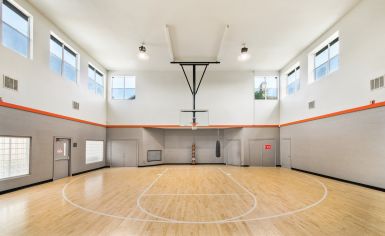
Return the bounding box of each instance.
[62,167,328,224]
[135,168,257,224]
[143,193,241,196]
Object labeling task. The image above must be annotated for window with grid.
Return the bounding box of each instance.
[287,66,300,95]
[88,65,104,96]
[255,76,278,100]
[1,0,31,57]
[0,136,30,180]
[85,141,103,164]
[314,37,339,80]
[111,76,136,100]
[50,35,78,82]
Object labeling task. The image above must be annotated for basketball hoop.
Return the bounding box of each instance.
[172,61,218,130]
[180,109,209,130]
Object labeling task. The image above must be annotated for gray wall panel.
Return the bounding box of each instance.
[280,107,385,189]
[0,107,106,192]
[106,128,143,166]
[164,129,225,164]
[142,129,164,166]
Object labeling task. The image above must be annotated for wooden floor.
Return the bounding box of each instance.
[1,166,385,235]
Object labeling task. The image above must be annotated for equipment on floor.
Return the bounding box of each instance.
[216,129,221,158]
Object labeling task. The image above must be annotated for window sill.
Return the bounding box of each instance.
[0,174,31,182]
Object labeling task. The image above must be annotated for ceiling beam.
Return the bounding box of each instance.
[164,25,175,62]
[216,24,229,61]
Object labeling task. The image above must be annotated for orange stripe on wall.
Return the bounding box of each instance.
[0,101,106,127]
[279,101,385,127]
[1,100,384,128]
[106,124,280,128]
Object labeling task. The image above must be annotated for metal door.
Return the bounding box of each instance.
[249,140,262,166]
[262,141,276,167]
[53,137,71,180]
[249,139,276,167]
[226,140,241,166]
[110,140,138,167]
[281,139,292,168]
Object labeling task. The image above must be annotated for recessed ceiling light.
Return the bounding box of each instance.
[138,43,149,60]
[238,43,250,61]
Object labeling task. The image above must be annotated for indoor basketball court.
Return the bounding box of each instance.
[1,0,385,235]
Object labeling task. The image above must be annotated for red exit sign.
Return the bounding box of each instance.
[264,144,272,150]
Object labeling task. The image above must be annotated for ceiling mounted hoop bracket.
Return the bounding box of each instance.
[171,61,220,128]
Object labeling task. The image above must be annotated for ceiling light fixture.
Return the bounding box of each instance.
[138,43,149,60]
[238,43,250,61]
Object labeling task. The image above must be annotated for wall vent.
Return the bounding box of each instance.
[370,76,384,90]
[147,150,162,162]
[72,101,80,110]
[308,101,315,109]
[3,75,18,91]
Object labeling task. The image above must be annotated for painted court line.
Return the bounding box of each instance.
[135,167,257,224]
[62,167,328,224]
[143,193,241,196]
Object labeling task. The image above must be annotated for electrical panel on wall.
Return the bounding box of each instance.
[3,75,18,91]
[370,76,384,90]
[308,101,315,109]
[72,101,80,110]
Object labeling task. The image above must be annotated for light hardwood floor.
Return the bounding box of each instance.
[1,165,385,235]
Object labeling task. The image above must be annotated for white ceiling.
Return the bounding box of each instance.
[28,0,360,71]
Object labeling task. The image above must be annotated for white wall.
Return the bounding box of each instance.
[0,0,107,124]
[279,0,385,124]
[107,70,280,125]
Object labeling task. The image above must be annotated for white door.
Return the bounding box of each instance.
[281,139,292,168]
[53,138,70,180]
[111,140,138,167]
[226,140,241,166]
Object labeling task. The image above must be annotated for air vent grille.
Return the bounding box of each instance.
[370,76,384,90]
[72,101,80,110]
[147,150,162,162]
[3,75,18,91]
[308,101,315,109]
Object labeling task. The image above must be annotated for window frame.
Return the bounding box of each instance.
[254,76,279,100]
[88,64,104,96]
[286,66,300,96]
[85,140,104,164]
[49,33,79,83]
[1,0,33,59]
[111,75,136,100]
[308,32,340,83]
[0,135,31,181]
[314,37,339,81]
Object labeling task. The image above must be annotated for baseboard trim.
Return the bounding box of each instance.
[72,166,110,176]
[138,163,226,167]
[276,165,282,167]
[292,168,385,192]
[0,179,53,195]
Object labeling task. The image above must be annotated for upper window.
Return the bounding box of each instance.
[88,65,104,96]
[85,140,104,164]
[314,37,339,80]
[111,76,136,100]
[1,0,31,58]
[287,66,300,95]
[0,136,30,180]
[255,76,278,100]
[50,35,78,82]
